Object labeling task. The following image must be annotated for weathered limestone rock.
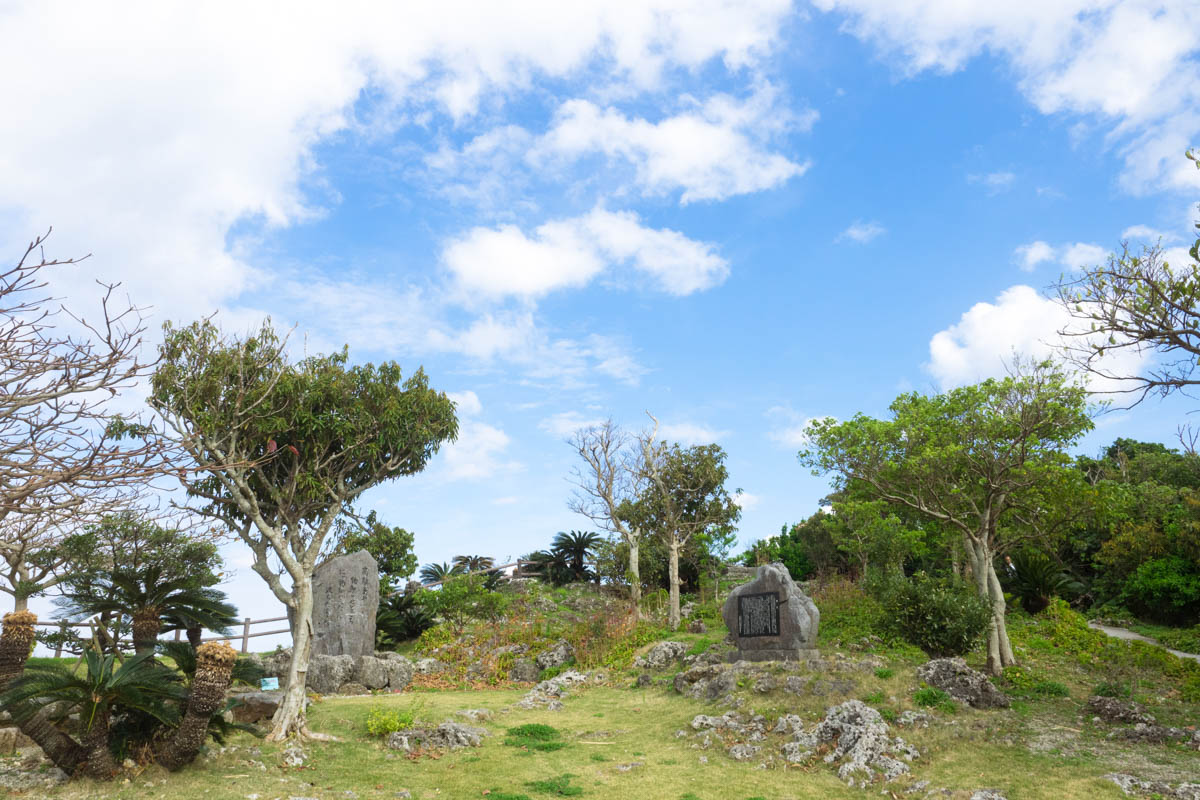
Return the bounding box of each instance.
[1104,773,1200,800]
[387,722,487,752]
[385,657,414,691]
[310,550,379,658]
[796,699,919,787]
[535,639,574,670]
[634,641,688,669]
[354,656,390,690]
[916,658,1010,709]
[306,653,356,695]
[1088,696,1155,725]
[336,681,370,695]
[722,562,819,662]
[509,658,539,682]
[228,691,282,724]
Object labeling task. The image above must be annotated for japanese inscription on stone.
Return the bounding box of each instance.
[310,549,379,658]
[737,591,780,638]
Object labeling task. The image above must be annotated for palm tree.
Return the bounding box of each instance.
[452,554,495,573]
[1,647,182,777]
[551,530,602,582]
[156,642,239,771]
[419,561,463,584]
[59,566,239,655]
[523,549,573,586]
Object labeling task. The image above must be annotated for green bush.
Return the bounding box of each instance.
[875,572,991,658]
[874,667,894,679]
[427,575,511,632]
[1120,556,1200,624]
[365,704,420,737]
[913,686,956,713]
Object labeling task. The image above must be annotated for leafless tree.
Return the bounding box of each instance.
[0,230,167,610]
[567,419,647,615]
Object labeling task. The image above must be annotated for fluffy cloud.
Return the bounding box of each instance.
[925,284,1147,391]
[766,406,831,448]
[0,0,794,320]
[733,491,761,509]
[1015,240,1055,271]
[442,208,729,298]
[659,422,729,445]
[1013,240,1107,272]
[968,171,1015,192]
[539,411,606,438]
[837,220,886,244]
[814,1,1200,193]
[533,85,812,203]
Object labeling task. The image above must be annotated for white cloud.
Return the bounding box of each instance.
[447,390,483,417]
[442,208,729,298]
[1015,240,1055,272]
[539,411,606,438]
[925,284,1148,392]
[0,0,794,321]
[1121,224,1180,243]
[766,407,832,448]
[1059,242,1108,270]
[813,1,1200,194]
[658,422,729,445]
[1013,240,1107,272]
[837,220,886,244]
[533,85,812,203]
[968,171,1015,192]
[733,491,761,510]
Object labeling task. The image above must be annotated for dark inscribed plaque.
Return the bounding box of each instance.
[737,592,780,638]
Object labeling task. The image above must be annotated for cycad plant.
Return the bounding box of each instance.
[418,561,463,583]
[452,554,495,573]
[551,530,601,582]
[59,566,239,655]
[1,647,181,777]
[375,592,435,648]
[1005,551,1085,614]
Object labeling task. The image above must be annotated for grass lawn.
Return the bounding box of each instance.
[25,677,1190,800]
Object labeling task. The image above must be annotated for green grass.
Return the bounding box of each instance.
[506,723,568,752]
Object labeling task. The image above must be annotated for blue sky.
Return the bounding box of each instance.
[3,1,1199,632]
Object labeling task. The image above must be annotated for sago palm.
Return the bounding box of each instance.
[551,530,602,582]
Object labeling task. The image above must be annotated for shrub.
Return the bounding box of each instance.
[875,572,991,658]
[427,575,510,632]
[913,686,956,713]
[375,592,435,647]
[1154,625,1200,654]
[365,703,420,737]
[874,667,894,679]
[1120,556,1200,624]
[1093,681,1130,698]
[813,579,890,646]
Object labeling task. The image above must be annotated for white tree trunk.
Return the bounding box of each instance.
[627,536,641,617]
[268,578,313,741]
[667,539,681,630]
[963,534,1016,675]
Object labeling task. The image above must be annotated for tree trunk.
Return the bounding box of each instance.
[131,607,161,656]
[20,707,85,773]
[667,539,681,630]
[0,611,36,691]
[158,643,236,770]
[627,536,641,617]
[80,705,116,779]
[0,612,87,774]
[964,534,1016,675]
[268,580,312,741]
[186,625,203,652]
[12,594,28,613]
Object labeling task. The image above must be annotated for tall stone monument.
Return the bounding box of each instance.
[722,561,819,662]
[310,549,379,658]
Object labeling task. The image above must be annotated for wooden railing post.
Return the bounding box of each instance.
[54,620,67,658]
[241,617,252,653]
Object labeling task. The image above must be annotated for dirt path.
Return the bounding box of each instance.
[1088,621,1200,663]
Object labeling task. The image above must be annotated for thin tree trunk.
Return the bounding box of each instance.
[12,595,28,613]
[158,643,235,770]
[667,539,681,630]
[21,707,85,773]
[268,579,313,741]
[627,536,641,617]
[986,561,1016,668]
[964,534,1015,675]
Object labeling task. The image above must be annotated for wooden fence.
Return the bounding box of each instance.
[34,616,291,657]
[33,559,602,657]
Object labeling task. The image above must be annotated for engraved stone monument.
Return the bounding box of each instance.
[722,561,819,662]
[310,549,379,658]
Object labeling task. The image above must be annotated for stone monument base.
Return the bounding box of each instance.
[729,648,820,663]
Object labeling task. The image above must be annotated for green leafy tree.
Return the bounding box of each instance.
[147,318,457,740]
[331,510,418,594]
[629,418,741,629]
[826,499,926,578]
[425,575,508,632]
[551,531,601,582]
[801,360,1093,674]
